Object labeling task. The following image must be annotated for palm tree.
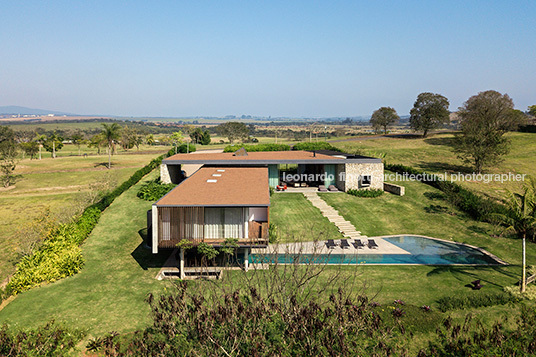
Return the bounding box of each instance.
[490,178,536,292]
[34,134,47,160]
[101,123,122,169]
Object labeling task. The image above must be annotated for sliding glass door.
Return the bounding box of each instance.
[204,207,247,239]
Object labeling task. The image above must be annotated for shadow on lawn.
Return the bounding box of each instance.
[426,265,519,290]
[130,229,170,270]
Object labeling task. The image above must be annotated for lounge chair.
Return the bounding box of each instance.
[318,185,328,192]
[353,240,365,249]
[368,239,378,249]
[326,239,337,249]
[328,185,339,192]
[340,239,350,249]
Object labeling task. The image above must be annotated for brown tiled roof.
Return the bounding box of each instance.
[165,150,344,162]
[156,167,270,207]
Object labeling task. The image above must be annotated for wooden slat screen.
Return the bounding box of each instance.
[158,207,204,248]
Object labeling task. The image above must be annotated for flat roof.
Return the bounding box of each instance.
[164,150,381,165]
[156,167,270,207]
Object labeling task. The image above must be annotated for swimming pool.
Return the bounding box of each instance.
[249,235,503,265]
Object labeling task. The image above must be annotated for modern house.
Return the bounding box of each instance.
[151,149,383,255]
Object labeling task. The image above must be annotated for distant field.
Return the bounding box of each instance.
[0,148,167,284]
[333,132,536,199]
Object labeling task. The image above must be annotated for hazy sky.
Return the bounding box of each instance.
[1,1,535,117]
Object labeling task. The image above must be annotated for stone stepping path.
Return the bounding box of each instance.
[303,192,367,240]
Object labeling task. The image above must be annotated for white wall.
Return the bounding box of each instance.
[248,207,268,222]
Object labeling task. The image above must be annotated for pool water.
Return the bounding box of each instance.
[249,235,501,265]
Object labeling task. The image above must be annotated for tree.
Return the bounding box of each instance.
[490,178,536,292]
[34,134,47,160]
[145,134,155,146]
[216,122,249,143]
[70,132,84,156]
[409,92,450,137]
[189,128,211,145]
[0,126,19,187]
[88,133,106,155]
[120,126,138,150]
[201,130,211,145]
[454,90,521,173]
[101,123,122,169]
[370,107,400,134]
[43,132,63,158]
[170,131,183,154]
[189,128,204,144]
[20,142,39,159]
[528,105,536,117]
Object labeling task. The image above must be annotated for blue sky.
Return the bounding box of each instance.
[1,1,534,117]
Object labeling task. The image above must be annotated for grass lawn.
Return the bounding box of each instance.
[0,170,172,338]
[333,132,536,200]
[269,193,342,242]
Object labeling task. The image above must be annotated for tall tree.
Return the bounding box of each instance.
[189,128,204,144]
[145,134,155,146]
[0,126,19,187]
[201,130,211,145]
[101,123,122,169]
[20,142,39,159]
[170,131,183,154]
[528,105,536,118]
[490,178,536,292]
[34,134,47,160]
[216,122,249,143]
[454,90,521,173]
[71,132,84,156]
[370,107,400,134]
[43,132,63,158]
[88,133,106,155]
[409,92,450,137]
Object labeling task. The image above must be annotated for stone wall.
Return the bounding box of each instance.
[160,164,183,184]
[384,182,405,196]
[335,164,346,191]
[343,162,384,191]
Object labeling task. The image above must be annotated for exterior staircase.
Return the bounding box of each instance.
[302,192,367,240]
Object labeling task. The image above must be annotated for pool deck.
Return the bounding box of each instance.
[256,238,410,256]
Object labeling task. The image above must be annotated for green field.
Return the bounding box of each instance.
[0,147,170,284]
[333,132,536,199]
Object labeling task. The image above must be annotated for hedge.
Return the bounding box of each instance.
[223,143,291,153]
[6,146,177,295]
[385,163,506,221]
[292,142,343,152]
[347,188,384,198]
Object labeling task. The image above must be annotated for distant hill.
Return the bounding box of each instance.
[0,106,76,116]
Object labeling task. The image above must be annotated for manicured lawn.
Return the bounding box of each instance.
[333,132,536,200]
[269,193,342,242]
[0,170,172,337]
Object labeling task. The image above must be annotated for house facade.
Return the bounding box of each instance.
[151,149,383,255]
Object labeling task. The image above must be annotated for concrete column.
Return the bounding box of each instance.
[244,248,249,272]
[179,248,185,280]
[152,205,158,254]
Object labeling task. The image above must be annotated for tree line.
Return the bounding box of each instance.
[370,90,535,173]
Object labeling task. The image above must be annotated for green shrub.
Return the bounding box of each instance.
[437,292,519,312]
[385,163,506,221]
[292,142,343,152]
[347,188,384,198]
[0,321,85,356]
[223,143,290,152]
[137,180,176,201]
